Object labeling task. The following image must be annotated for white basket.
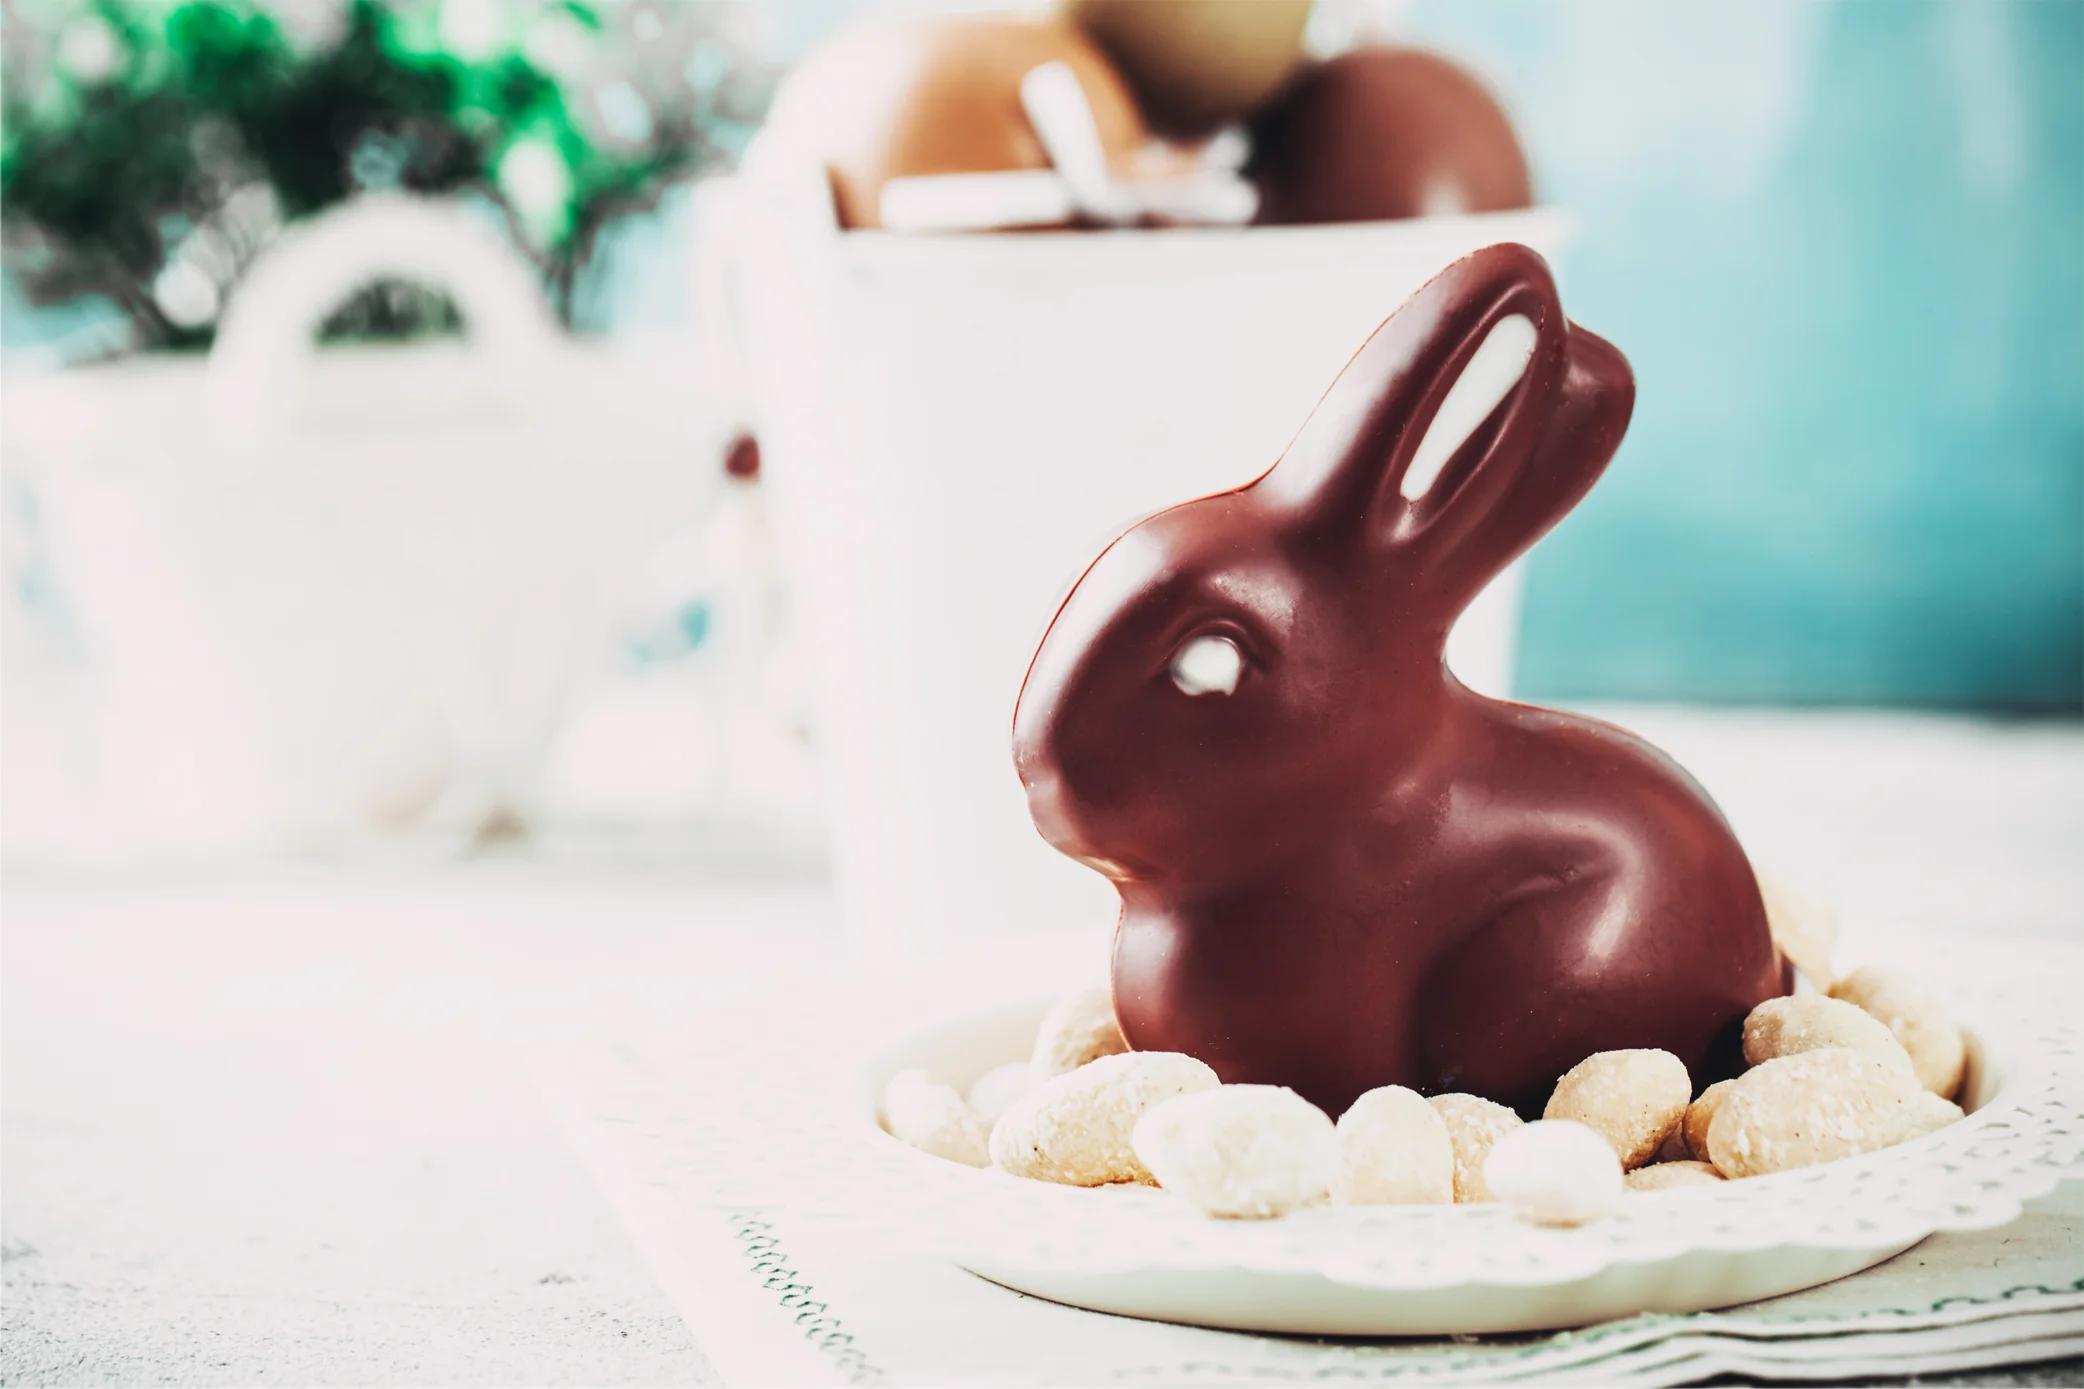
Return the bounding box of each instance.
[714,173,1572,959]
[5,196,714,856]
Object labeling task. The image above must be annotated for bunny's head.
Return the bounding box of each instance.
[1012,244,1634,886]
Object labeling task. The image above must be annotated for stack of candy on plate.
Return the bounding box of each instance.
[880,884,1969,1228]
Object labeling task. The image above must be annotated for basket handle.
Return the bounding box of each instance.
[206,193,562,443]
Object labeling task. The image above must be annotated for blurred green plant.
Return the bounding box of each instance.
[1,0,772,347]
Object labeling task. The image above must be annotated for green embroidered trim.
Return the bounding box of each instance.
[723,1197,2080,1387]
[730,1211,884,1385]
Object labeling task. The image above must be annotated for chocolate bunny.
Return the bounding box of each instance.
[1012,244,1789,1117]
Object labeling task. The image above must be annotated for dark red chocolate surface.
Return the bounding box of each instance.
[1012,245,1787,1117]
[1248,47,1532,226]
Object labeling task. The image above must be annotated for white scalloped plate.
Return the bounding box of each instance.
[855,978,2084,1335]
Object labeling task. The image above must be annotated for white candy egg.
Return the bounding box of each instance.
[1132,1084,1335,1218]
[1170,634,1243,696]
[1482,1119,1624,1227]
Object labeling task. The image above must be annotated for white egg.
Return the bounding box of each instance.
[1482,1119,1623,1227]
[1170,634,1243,696]
[1132,1084,1336,1218]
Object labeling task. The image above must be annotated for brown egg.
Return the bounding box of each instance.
[1247,47,1533,225]
[1062,0,1313,139]
[757,15,1147,230]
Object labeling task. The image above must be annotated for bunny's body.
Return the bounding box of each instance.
[1013,245,1787,1117]
[1113,695,1785,1116]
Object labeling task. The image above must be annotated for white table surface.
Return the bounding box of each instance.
[4,707,2080,1385]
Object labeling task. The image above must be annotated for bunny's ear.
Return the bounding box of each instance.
[1419,323,1634,610]
[1261,244,1631,613]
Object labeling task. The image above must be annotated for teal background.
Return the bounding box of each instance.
[1395,0,2083,710]
[723,0,2083,710]
[8,1,2079,710]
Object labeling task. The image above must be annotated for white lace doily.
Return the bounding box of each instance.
[559,949,2084,1294]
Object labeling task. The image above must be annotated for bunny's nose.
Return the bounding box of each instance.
[1020,757,1146,882]
[1019,762,1071,840]
[1018,757,1093,850]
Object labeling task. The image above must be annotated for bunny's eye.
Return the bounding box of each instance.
[1169,634,1243,697]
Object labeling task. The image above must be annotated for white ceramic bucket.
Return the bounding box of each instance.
[713,175,1571,960]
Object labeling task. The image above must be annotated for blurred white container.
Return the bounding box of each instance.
[711,173,1571,961]
[3,196,713,858]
